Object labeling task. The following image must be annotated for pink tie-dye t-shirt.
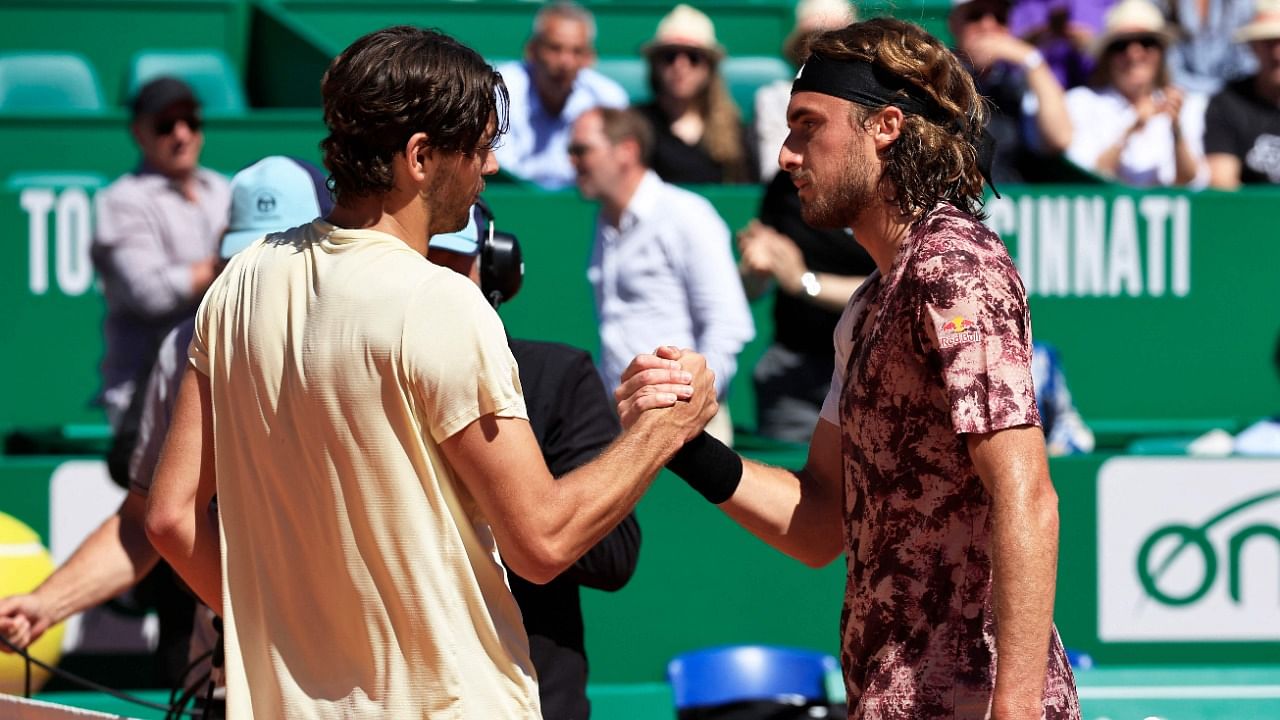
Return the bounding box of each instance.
[817,205,1080,719]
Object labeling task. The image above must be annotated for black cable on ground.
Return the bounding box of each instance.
[0,632,198,718]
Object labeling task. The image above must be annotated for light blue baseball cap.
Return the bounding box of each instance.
[220,156,333,259]
[428,204,485,257]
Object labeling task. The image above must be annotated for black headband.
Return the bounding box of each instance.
[791,53,1000,197]
[792,53,950,125]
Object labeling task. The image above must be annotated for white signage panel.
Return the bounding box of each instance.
[1098,458,1280,641]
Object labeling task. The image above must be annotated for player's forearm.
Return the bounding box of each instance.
[990,477,1060,715]
[148,505,222,616]
[718,460,844,567]
[519,413,683,583]
[35,496,159,624]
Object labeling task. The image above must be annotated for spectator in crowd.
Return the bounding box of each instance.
[1008,0,1111,89]
[87,75,230,687]
[145,28,716,718]
[570,107,754,444]
[1205,0,1280,187]
[91,76,230,487]
[737,188,873,443]
[754,0,856,182]
[1154,0,1257,95]
[1065,0,1208,186]
[635,4,757,183]
[495,1,629,189]
[949,0,1075,183]
[0,157,330,718]
[428,202,640,720]
[1032,342,1096,456]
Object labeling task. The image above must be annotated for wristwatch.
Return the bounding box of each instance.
[800,271,822,298]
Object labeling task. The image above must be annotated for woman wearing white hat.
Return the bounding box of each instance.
[1204,0,1280,187]
[634,4,756,183]
[1064,0,1208,186]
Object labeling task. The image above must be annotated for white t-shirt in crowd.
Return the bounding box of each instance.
[1065,85,1208,187]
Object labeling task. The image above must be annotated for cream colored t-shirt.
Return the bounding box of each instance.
[190,220,539,719]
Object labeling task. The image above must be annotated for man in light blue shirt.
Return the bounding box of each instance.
[570,107,755,443]
[496,1,629,189]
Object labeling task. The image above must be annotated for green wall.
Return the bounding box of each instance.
[5,169,1279,436]
[5,452,1276,684]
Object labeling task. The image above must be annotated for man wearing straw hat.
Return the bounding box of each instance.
[1205,0,1280,187]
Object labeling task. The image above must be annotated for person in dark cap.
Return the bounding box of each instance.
[92,75,230,484]
[87,75,230,687]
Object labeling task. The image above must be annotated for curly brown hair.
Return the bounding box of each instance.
[808,18,989,219]
[320,26,509,200]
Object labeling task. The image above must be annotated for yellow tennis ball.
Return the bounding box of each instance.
[0,511,65,694]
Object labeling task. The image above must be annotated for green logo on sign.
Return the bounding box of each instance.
[1136,489,1280,606]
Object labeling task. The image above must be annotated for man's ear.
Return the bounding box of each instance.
[869,106,905,151]
[403,132,433,183]
[619,136,643,168]
[130,119,148,146]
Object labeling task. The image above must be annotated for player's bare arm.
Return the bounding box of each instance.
[969,425,1061,720]
[145,366,222,615]
[440,351,714,584]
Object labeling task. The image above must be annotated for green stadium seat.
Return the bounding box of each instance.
[126,49,246,114]
[595,56,650,104]
[0,52,104,112]
[723,55,792,122]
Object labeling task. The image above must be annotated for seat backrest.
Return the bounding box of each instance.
[594,56,651,104]
[667,644,840,709]
[127,49,246,114]
[722,56,793,122]
[0,52,104,112]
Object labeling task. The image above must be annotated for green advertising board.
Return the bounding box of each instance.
[3,453,1276,684]
[4,158,1279,438]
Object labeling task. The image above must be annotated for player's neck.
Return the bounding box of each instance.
[327,192,430,256]
[850,199,913,277]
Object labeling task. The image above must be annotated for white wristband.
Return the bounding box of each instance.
[1023,49,1045,72]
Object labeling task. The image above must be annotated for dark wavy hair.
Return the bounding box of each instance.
[320,26,509,200]
[808,18,989,219]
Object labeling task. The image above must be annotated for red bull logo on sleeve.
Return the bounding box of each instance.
[939,315,981,349]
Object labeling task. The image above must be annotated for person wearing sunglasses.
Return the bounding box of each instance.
[91,76,230,476]
[1065,0,1208,186]
[948,0,1074,183]
[634,4,757,184]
